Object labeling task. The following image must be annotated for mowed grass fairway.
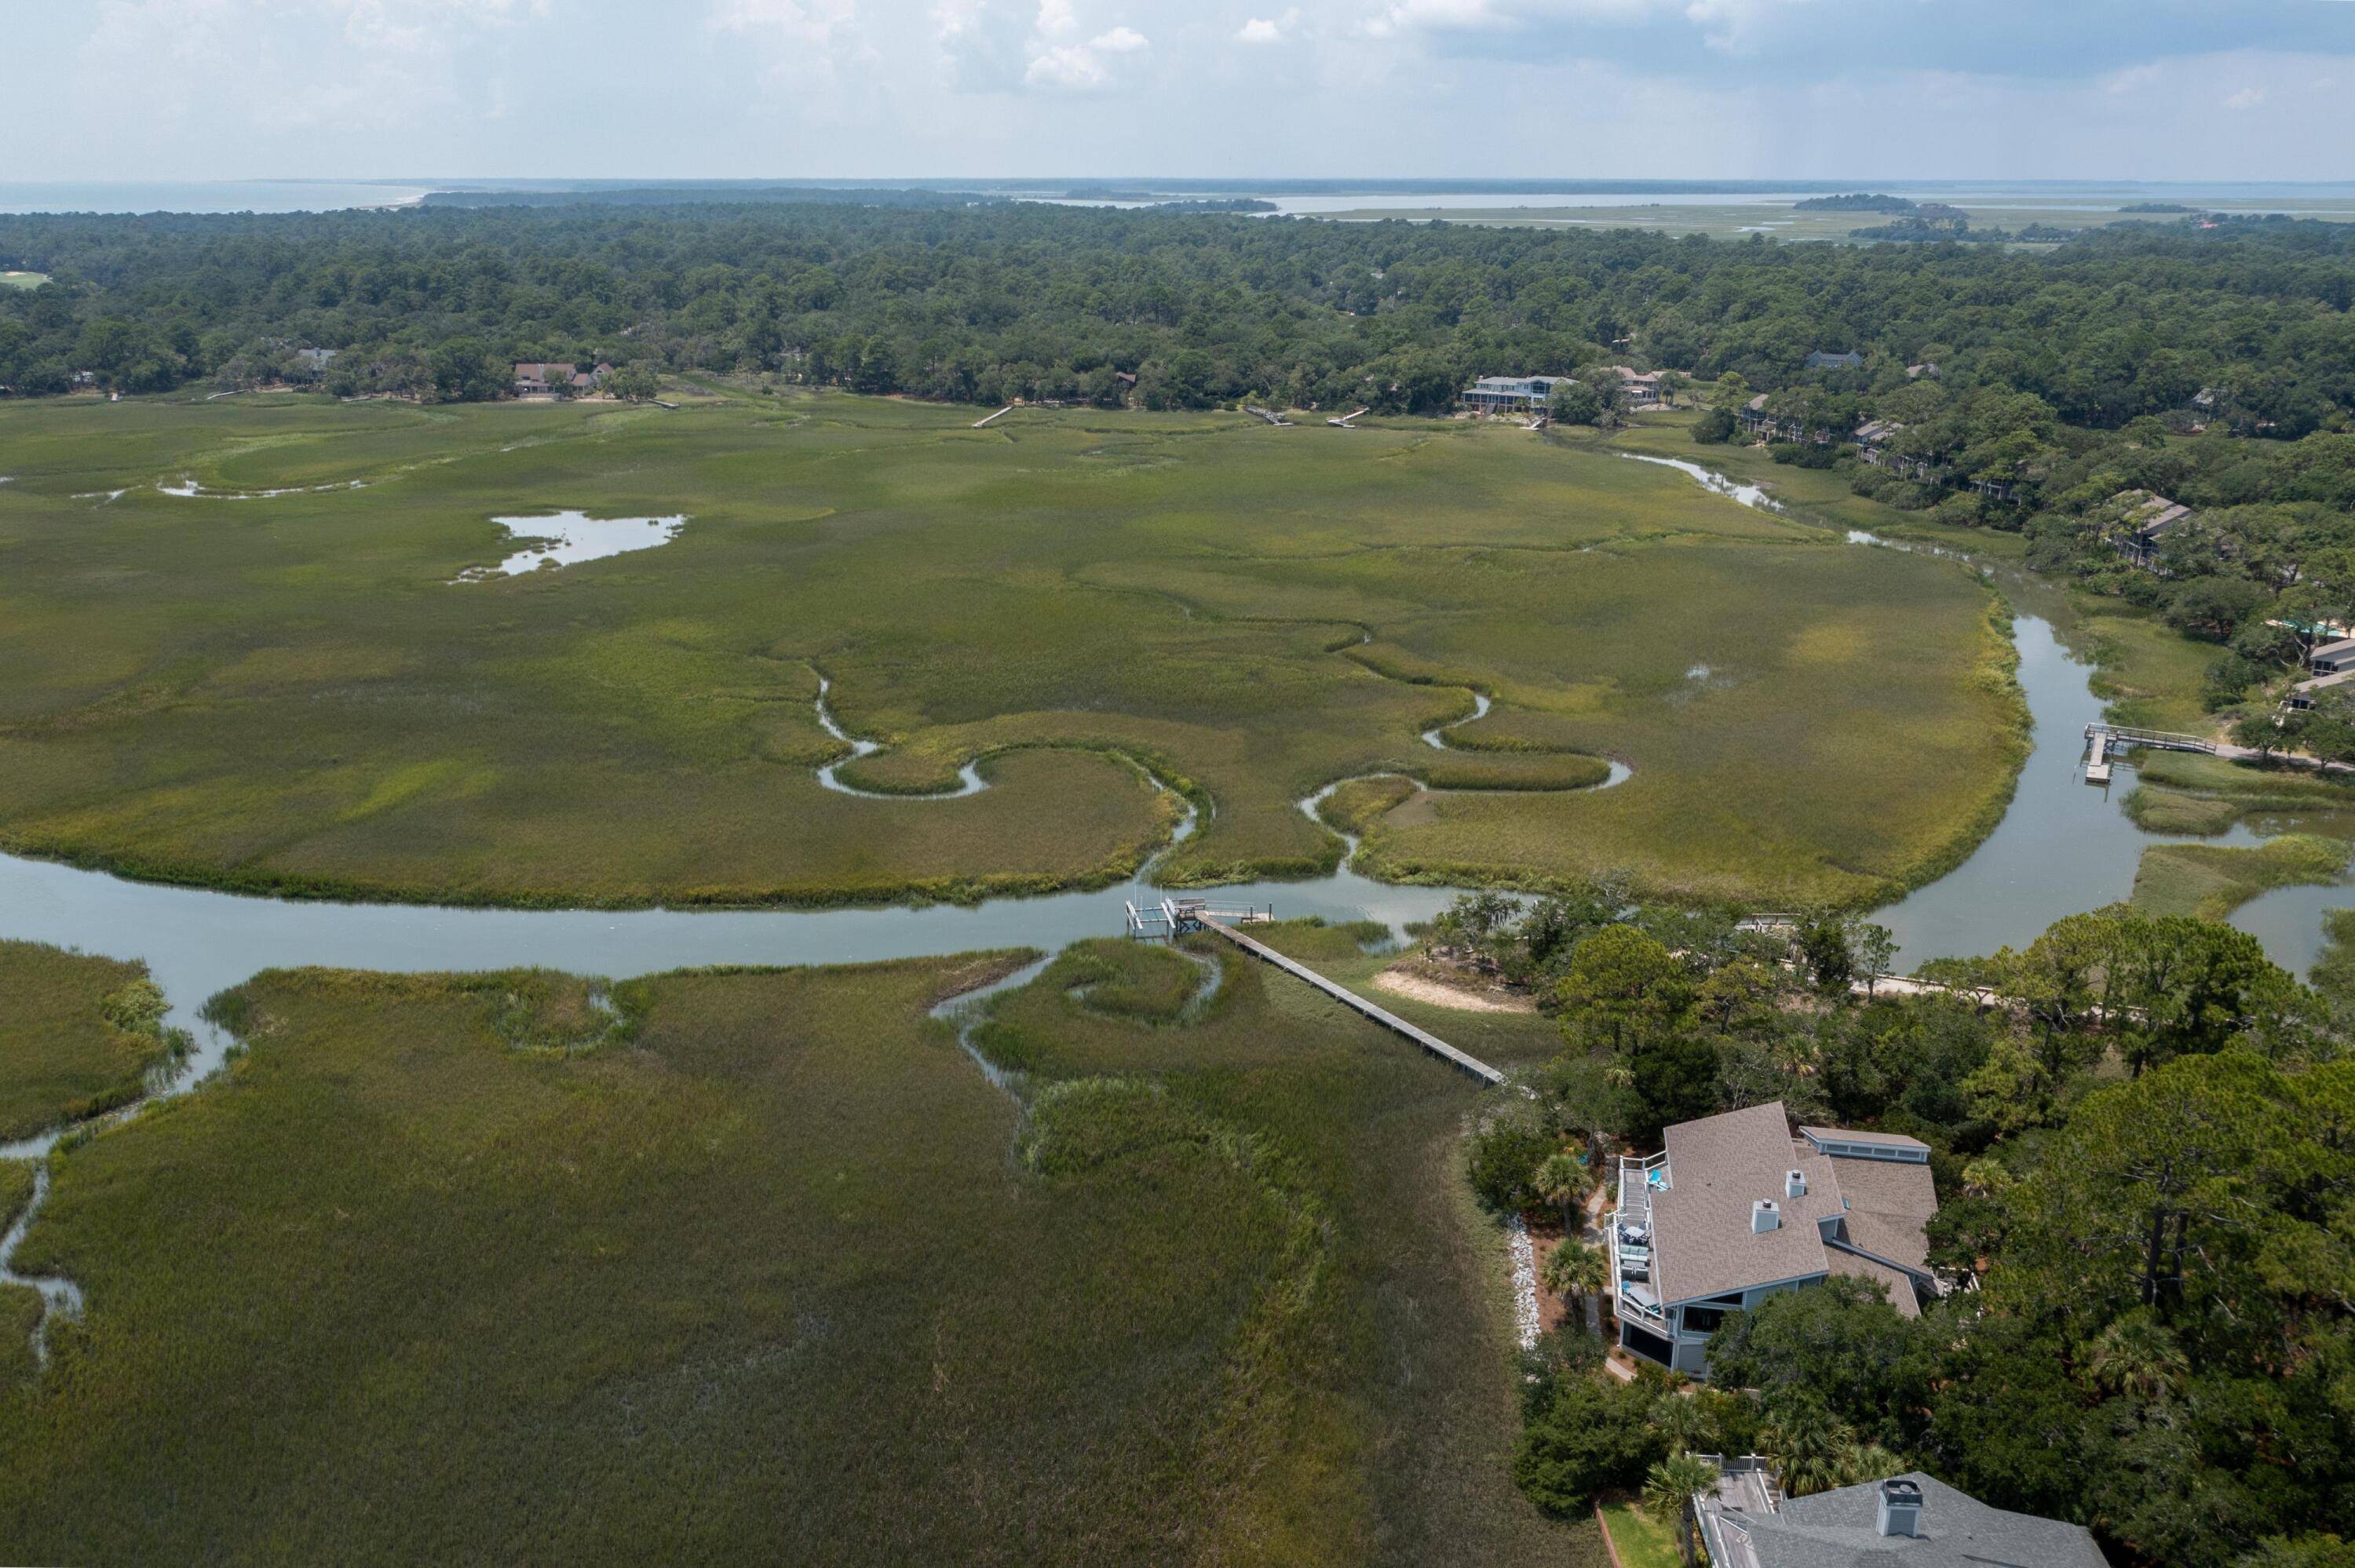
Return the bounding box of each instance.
[0,389,2018,907]
[0,944,1593,1566]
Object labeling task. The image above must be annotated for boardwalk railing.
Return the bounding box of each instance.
[2085,723,2218,757]
[1191,913,1507,1086]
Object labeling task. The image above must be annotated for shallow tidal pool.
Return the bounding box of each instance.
[458,511,687,578]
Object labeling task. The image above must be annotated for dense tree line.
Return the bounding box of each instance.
[1450,890,2353,1567]
[5,201,2355,432]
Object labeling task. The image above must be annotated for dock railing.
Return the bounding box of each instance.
[2086,723,2217,757]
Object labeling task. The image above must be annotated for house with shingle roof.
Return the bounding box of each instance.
[2111,489,2193,571]
[1696,1468,2109,1567]
[1608,1102,1941,1376]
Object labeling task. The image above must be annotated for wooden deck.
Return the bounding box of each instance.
[1192,913,1507,1086]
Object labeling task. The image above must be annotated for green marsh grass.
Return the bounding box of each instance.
[2,390,2014,910]
[2310,908,2355,996]
[0,942,174,1141]
[2130,833,2350,919]
[0,945,1596,1565]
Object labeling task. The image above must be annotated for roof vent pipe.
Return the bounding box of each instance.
[1751,1198,1780,1234]
[1786,1169,1806,1198]
[1878,1479,1923,1538]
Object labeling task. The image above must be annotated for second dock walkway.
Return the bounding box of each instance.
[1193,914,1507,1086]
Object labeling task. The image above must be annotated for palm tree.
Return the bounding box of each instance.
[1533,1150,1591,1233]
[1540,1238,1608,1323]
[1960,1156,2014,1198]
[1760,1402,1858,1498]
[1838,1442,1905,1490]
[1643,1452,1722,1568]
[2083,1311,2189,1402]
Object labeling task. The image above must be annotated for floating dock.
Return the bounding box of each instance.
[2085,730,2112,784]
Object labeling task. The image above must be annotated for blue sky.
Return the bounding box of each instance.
[16,0,2355,182]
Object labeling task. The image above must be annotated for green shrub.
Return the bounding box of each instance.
[1466,1103,1557,1214]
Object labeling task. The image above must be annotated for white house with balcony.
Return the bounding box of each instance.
[1461,374,1575,414]
[1609,1102,1942,1377]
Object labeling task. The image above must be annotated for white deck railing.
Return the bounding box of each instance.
[1610,1151,1670,1333]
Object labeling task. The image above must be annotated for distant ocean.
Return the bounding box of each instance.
[0,181,433,215]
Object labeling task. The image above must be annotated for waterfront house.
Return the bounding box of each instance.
[2309,637,2355,676]
[1609,1102,1941,1377]
[2287,668,2355,712]
[1739,395,1832,446]
[1461,374,1575,414]
[513,361,578,396]
[1694,1464,2109,1567]
[1608,366,1665,407]
[1853,418,1903,463]
[1806,349,1864,371]
[1854,419,1944,480]
[2112,490,2192,571]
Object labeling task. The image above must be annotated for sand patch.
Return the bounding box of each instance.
[1371,965,1536,1013]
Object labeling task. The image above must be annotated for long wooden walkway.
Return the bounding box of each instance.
[1193,914,1507,1086]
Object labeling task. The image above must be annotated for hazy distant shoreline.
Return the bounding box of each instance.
[11,176,2355,217]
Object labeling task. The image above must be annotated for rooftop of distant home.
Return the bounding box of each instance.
[2115,489,2193,534]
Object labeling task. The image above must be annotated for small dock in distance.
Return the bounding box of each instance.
[2083,722,2216,783]
[1129,898,1506,1087]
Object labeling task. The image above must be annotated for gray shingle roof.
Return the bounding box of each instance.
[1731,1472,2109,1566]
[1648,1106,1940,1307]
[1824,1252,1920,1317]
[1829,1159,1938,1273]
[1653,1103,1846,1304]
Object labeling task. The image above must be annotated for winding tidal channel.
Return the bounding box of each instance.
[2,455,2346,1346]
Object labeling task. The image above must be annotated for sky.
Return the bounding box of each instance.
[13,0,2355,184]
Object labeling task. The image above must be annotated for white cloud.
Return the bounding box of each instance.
[1361,0,1804,49]
[2222,84,2269,109]
[1035,0,1079,34]
[1236,10,1298,42]
[1024,23,1148,88]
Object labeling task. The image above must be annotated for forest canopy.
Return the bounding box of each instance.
[3,201,2353,431]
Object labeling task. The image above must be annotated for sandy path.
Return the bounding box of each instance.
[1371,967,1537,1013]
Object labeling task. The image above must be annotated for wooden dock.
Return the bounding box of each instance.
[1192,913,1508,1087]
[2083,723,2214,783]
[2085,730,2112,784]
[973,406,1014,428]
